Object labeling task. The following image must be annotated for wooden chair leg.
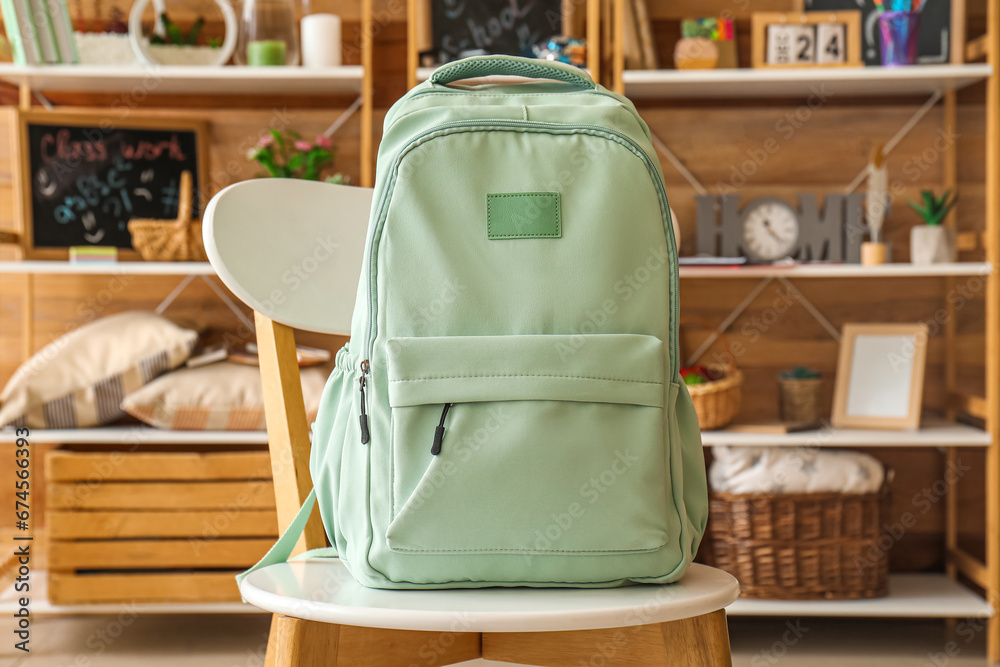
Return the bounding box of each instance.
[271,617,481,667]
[274,616,340,667]
[264,614,280,667]
[660,610,732,667]
[482,610,732,667]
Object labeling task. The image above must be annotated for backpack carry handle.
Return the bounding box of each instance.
[429,55,597,90]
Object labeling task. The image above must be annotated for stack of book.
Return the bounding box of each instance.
[2,0,78,64]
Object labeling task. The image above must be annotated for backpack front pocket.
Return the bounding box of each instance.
[384,334,670,556]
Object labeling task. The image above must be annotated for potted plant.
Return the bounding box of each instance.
[909,189,958,264]
[777,366,823,423]
[248,130,348,183]
[128,0,237,66]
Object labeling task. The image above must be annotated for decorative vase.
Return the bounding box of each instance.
[236,0,299,66]
[861,241,889,266]
[910,225,956,265]
[674,37,718,70]
[777,377,823,423]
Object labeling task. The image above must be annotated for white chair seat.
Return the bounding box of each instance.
[240,560,739,633]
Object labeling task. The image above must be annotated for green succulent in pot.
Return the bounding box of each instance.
[908,189,957,226]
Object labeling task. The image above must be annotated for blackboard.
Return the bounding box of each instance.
[431,0,563,61]
[805,0,952,65]
[18,113,207,257]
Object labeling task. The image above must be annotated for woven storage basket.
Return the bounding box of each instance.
[709,480,892,600]
[778,377,823,423]
[128,171,208,262]
[682,319,743,430]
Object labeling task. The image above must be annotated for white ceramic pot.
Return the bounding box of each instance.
[910,225,956,264]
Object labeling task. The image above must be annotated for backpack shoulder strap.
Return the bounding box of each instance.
[236,488,338,594]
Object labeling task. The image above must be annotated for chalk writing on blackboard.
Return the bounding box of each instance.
[24,118,203,250]
[432,0,563,60]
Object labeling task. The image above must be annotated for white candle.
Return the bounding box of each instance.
[301,14,342,68]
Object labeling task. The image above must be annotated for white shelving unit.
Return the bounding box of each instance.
[3,260,992,279]
[679,262,993,279]
[0,426,267,445]
[0,260,216,275]
[623,64,994,100]
[0,572,989,619]
[0,64,364,96]
[0,572,263,615]
[702,419,991,448]
[728,574,994,619]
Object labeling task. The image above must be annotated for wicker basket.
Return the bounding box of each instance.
[128,171,208,262]
[709,480,892,600]
[682,319,743,430]
[778,377,824,423]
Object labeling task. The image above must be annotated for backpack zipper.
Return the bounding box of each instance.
[430,403,454,455]
[358,358,370,445]
[359,119,680,442]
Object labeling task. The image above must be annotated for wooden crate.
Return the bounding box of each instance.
[45,450,278,605]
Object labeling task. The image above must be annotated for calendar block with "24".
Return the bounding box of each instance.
[752,11,862,69]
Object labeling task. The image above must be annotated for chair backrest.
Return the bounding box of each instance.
[203,179,373,549]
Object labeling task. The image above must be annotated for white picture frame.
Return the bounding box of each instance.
[831,323,929,431]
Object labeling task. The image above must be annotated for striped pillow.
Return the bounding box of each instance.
[121,361,328,431]
[0,312,197,429]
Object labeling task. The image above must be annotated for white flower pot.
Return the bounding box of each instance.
[910,225,956,264]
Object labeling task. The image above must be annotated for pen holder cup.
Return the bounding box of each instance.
[878,11,920,67]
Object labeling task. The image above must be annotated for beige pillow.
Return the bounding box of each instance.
[121,361,328,431]
[0,311,197,429]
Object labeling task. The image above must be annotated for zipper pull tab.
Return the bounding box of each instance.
[358,360,370,445]
[431,403,453,456]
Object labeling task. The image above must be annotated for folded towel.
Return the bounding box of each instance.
[710,446,884,495]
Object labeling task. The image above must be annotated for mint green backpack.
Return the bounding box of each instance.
[243,55,708,590]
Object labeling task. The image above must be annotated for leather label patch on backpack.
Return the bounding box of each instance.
[486,192,561,239]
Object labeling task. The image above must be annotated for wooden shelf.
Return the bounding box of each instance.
[623,64,993,100]
[7,420,984,448]
[679,262,992,279]
[728,574,994,619]
[0,426,267,445]
[0,260,216,275]
[1,571,987,619]
[702,419,990,448]
[0,64,364,96]
[0,570,264,615]
[3,260,990,278]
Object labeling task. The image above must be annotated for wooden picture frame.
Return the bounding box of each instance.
[14,111,209,261]
[832,323,929,431]
[751,11,862,69]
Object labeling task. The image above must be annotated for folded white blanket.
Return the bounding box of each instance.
[710,446,884,495]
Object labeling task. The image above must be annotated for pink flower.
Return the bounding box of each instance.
[294,140,312,151]
[315,135,333,149]
[257,134,273,147]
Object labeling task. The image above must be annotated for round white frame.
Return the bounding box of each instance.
[129,0,237,67]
